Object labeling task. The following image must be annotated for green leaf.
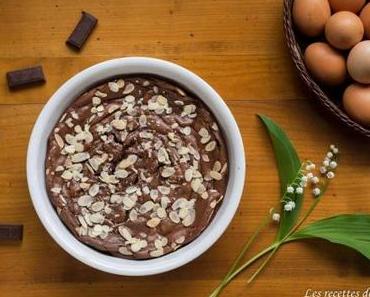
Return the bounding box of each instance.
[288,214,370,259]
[258,114,302,240]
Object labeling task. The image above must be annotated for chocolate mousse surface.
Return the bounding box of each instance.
[45,75,229,259]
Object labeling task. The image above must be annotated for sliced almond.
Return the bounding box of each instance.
[123,83,135,94]
[54,134,64,148]
[172,198,188,210]
[108,104,120,114]
[140,201,155,214]
[122,196,136,210]
[181,126,191,136]
[158,186,170,195]
[71,152,90,163]
[118,246,133,256]
[221,163,228,174]
[92,96,101,106]
[184,168,193,182]
[213,161,222,172]
[160,196,170,209]
[201,135,211,144]
[198,128,209,138]
[139,114,147,126]
[175,236,185,244]
[95,90,107,97]
[77,195,93,207]
[116,79,125,88]
[202,154,210,162]
[161,167,175,178]
[169,211,180,223]
[178,147,189,155]
[90,213,105,224]
[61,170,73,180]
[150,249,164,257]
[146,217,161,228]
[129,209,138,221]
[131,240,145,252]
[118,226,132,240]
[111,119,127,130]
[78,215,88,230]
[91,201,105,212]
[150,189,159,200]
[88,184,100,197]
[191,178,201,192]
[201,192,209,199]
[117,154,138,169]
[108,82,119,92]
[183,104,196,116]
[156,207,167,219]
[182,209,196,227]
[210,170,222,181]
[205,141,217,152]
[51,187,61,194]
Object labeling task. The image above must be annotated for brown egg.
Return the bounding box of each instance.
[325,12,364,50]
[347,41,370,84]
[360,4,370,39]
[328,0,365,13]
[304,42,346,86]
[293,0,331,37]
[343,84,370,126]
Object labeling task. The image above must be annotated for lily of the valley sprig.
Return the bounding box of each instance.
[209,115,370,297]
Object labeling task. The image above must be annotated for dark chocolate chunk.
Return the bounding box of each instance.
[6,66,45,89]
[0,225,23,241]
[66,11,97,50]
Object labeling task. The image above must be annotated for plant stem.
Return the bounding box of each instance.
[247,243,280,283]
[224,213,272,279]
[209,244,277,297]
[245,194,324,285]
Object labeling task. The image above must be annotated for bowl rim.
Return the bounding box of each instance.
[27,57,246,276]
[283,0,370,138]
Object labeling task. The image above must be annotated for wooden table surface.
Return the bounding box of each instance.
[1,1,370,296]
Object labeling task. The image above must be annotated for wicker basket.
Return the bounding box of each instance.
[283,0,370,137]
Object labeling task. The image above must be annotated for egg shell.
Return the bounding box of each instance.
[325,12,364,50]
[304,42,347,86]
[328,0,366,13]
[343,83,370,126]
[360,4,370,39]
[347,41,370,84]
[293,0,331,37]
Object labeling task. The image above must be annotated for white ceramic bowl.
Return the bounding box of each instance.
[27,57,245,276]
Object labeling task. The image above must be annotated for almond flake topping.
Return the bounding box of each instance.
[77,195,93,207]
[205,141,217,152]
[111,119,127,130]
[92,97,101,106]
[117,154,138,169]
[161,167,175,178]
[210,170,222,181]
[54,134,64,148]
[146,217,161,228]
[123,83,135,94]
[108,82,119,92]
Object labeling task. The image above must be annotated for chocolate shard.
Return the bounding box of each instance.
[0,225,23,241]
[6,66,45,89]
[66,11,97,50]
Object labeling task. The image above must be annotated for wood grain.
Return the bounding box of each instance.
[0,1,370,296]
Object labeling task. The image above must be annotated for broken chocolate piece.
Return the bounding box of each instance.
[0,225,23,241]
[6,66,45,89]
[66,11,97,50]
